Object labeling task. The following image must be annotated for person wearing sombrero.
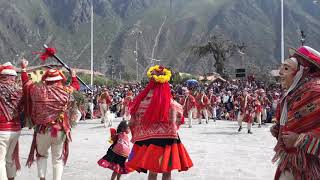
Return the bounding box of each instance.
[20,59,80,180]
[0,62,24,180]
[126,65,193,180]
[271,46,320,180]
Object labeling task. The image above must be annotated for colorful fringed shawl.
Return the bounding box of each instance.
[0,76,23,123]
[25,83,72,126]
[273,75,320,180]
[0,76,23,171]
[24,82,73,167]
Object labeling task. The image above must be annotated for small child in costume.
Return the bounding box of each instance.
[97,120,131,180]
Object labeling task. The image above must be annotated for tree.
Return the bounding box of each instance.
[170,72,182,85]
[74,73,108,86]
[122,72,135,81]
[192,34,243,77]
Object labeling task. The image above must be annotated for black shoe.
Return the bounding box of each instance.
[248,130,253,134]
[258,124,261,128]
[238,126,242,132]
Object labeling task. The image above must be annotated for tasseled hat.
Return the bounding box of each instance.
[0,62,17,76]
[41,69,66,83]
[289,46,320,69]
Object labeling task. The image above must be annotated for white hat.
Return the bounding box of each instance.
[42,69,66,82]
[0,62,17,76]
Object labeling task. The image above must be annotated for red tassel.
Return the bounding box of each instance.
[33,47,56,62]
[181,116,185,124]
[51,127,58,137]
[26,132,37,168]
[62,140,69,165]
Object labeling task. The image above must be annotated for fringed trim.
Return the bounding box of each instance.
[273,147,320,180]
[58,133,70,166]
[295,134,320,157]
[62,140,69,165]
[26,132,37,168]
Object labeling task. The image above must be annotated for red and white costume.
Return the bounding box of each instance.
[260,94,270,123]
[97,128,132,174]
[237,92,255,133]
[99,91,113,127]
[22,68,79,180]
[127,75,193,174]
[195,92,209,124]
[253,95,263,126]
[272,46,320,179]
[0,62,23,180]
[179,89,197,128]
[208,91,217,120]
[122,91,134,121]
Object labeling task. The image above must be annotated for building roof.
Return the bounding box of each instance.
[199,73,226,82]
[17,64,105,76]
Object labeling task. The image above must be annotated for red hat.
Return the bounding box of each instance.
[41,69,66,83]
[289,46,320,69]
[0,62,17,76]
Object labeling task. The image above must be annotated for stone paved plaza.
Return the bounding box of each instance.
[16,119,277,180]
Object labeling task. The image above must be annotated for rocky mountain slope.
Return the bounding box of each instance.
[0,0,319,79]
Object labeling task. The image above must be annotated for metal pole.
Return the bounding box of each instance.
[136,38,138,82]
[90,4,94,87]
[90,3,94,120]
[111,57,114,79]
[281,0,284,63]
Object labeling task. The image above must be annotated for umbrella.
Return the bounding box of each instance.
[186,79,198,86]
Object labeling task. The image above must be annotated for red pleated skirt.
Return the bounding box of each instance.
[126,138,193,173]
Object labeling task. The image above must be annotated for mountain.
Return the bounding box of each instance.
[0,0,319,79]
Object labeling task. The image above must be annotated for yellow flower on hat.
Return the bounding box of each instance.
[147,65,172,83]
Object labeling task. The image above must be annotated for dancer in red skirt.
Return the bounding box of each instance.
[126,65,193,180]
[98,120,131,180]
